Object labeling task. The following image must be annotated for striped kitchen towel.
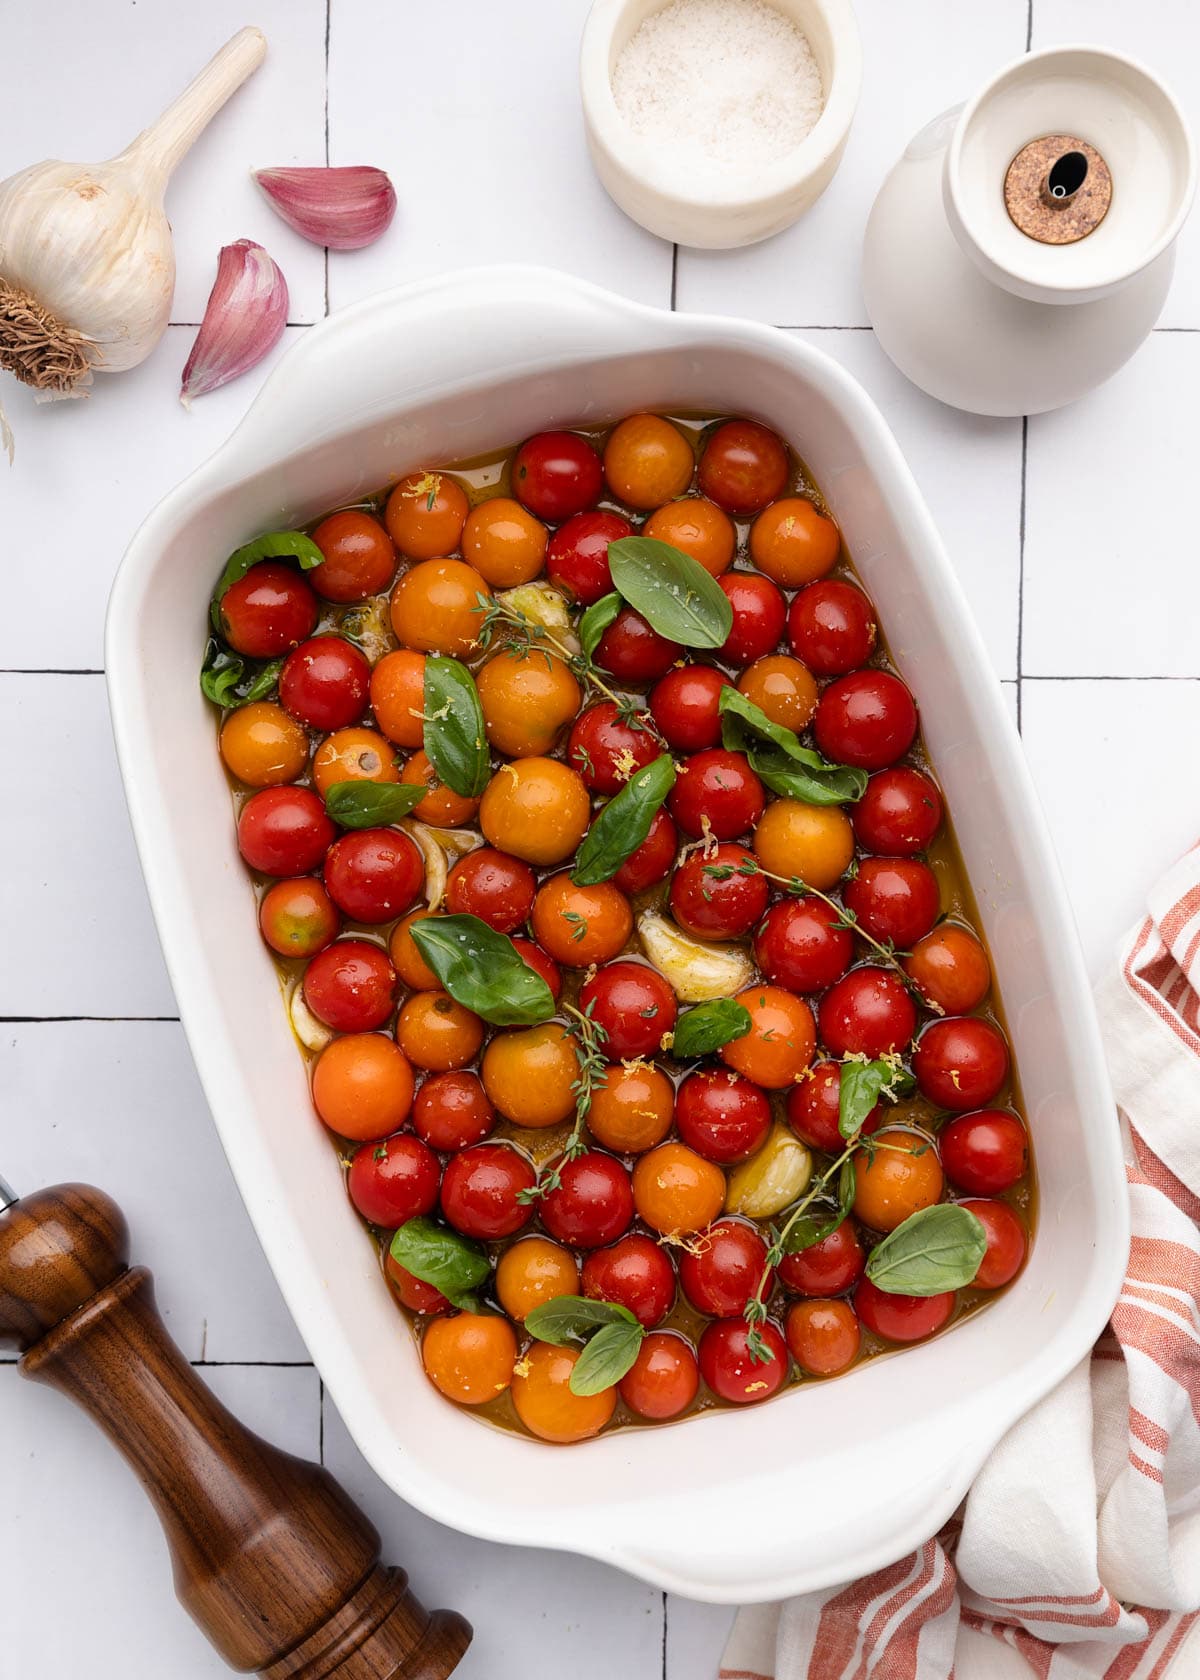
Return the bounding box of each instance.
[722,842,1200,1680]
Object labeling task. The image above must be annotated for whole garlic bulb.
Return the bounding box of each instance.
[0,27,266,402]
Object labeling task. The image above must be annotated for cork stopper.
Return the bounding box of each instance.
[1004,134,1112,245]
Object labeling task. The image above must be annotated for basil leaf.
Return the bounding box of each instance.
[607,537,733,650]
[389,1216,490,1310]
[719,687,867,805]
[782,1157,857,1254]
[525,1294,640,1346]
[579,591,621,661]
[571,754,676,886]
[423,656,490,799]
[199,639,283,709]
[409,914,555,1026]
[865,1202,987,1296]
[838,1059,914,1140]
[325,781,428,828]
[672,999,752,1059]
[569,1319,645,1396]
[212,530,325,623]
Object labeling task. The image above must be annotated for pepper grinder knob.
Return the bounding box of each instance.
[0,1183,471,1680]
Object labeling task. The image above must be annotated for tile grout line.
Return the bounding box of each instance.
[661,1591,669,1680]
[1025,0,1033,51]
[1016,416,1028,733]
[319,1376,326,1464]
[670,244,678,310]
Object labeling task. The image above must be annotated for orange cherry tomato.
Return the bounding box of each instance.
[390,558,491,657]
[481,1023,578,1128]
[311,727,399,799]
[587,1062,674,1154]
[369,649,427,749]
[389,908,443,989]
[479,758,591,866]
[753,799,854,891]
[311,1033,414,1139]
[852,1129,944,1232]
[311,509,397,602]
[385,471,469,560]
[785,1298,861,1375]
[399,749,480,828]
[476,649,582,758]
[531,873,633,967]
[421,1312,517,1405]
[720,985,816,1088]
[749,497,840,588]
[461,497,548,587]
[496,1237,580,1320]
[737,655,818,734]
[395,990,485,1072]
[511,1342,616,1442]
[603,413,695,509]
[220,702,309,786]
[643,497,735,577]
[632,1142,726,1236]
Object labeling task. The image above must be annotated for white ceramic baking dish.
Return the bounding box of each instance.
[106,267,1128,1604]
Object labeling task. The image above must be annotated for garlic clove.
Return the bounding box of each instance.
[254,166,397,251]
[725,1124,813,1219]
[637,910,755,1003]
[498,582,581,656]
[398,819,483,908]
[180,239,288,406]
[289,982,333,1053]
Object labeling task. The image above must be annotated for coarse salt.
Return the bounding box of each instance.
[611,0,824,183]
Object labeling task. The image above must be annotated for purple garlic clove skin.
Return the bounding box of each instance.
[253,165,397,251]
[180,239,288,405]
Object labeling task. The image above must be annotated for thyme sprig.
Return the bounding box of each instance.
[473,593,653,730]
[516,1001,609,1203]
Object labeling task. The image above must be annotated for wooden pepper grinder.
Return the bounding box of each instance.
[0,1178,472,1680]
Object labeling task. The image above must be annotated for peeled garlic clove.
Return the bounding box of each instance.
[499,582,581,656]
[254,166,397,251]
[290,983,333,1053]
[335,594,393,663]
[180,239,288,405]
[400,820,448,907]
[637,910,754,1003]
[725,1124,813,1219]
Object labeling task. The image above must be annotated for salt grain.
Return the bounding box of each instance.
[612,0,824,183]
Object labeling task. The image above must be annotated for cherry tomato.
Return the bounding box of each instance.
[347,1133,439,1226]
[303,938,397,1032]
[482,1024,578,1128]
[717,571,787,665]
[440,1143,535,1240]
[512,1342,616,1442]
[579,961,678,1061]
[532,874,633,967]
[389,909,442,990]
[852,1130,943,1232]
[603,413,694,509]
[460,497,547,588]
[855,1278,954,1343]
[675,1069,772,1163]
[568,701,661,794]
[259,877,340,958]
[814,672,918,771]
[545,510,633,604]
[786,1061,882,1153]
[643,498,734,577]
[385,472,469,560]
[586,1062,674,1154]
[852,766,943,856]
[495,1237,579,1321]
[778,1222,865,1296]
[389,558,491,658]
[218,561,318,658]
[510,935,563,1000]
[310,510,397,602]
[649,666,732,752]
[595,606,682,683]
[479,757,591,866]
[904,924,990,1015]
[785,1298,860,1375]
[939,1110,1028,1195]
[386,1254,449,1314]
[422,1312,517,1406]
[698,419,789,516]
[619,1331,700,1420]
[395,990,485,1072]
[698,1319,788,1403]
[412,1070,496,1151]
[679,1219,771,1317]
[312,727,399,801]
[737,654,817,734]
[540,1153,635,1250]
[477,649,581,758]
[754,800,854,892]
[914,1018,1009,1111]
[312,1034,414,1140]
[669,749,764,840]
[280,636,371,732]
[512,431,604,522]
[721,986,816,1089]
[323,827,424,923]
[818,967,917,1059]
[220,703,309,787]
[786,580,877,676]
[960,1198,1027,1288]
[400,749,480,829]
[750,497,840,587]
[613,807,679,894]
[670,842,768,940]
[238,786,336,876]
[632,1143,726,1235]
[753,899,853,993]
[844,857,940,949]
[445,847,536,933]
[582,1232,676,1326]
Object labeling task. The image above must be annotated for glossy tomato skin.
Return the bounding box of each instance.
[778,1222,865,1296]
[303,939,396,1032]
[960,1198,1027,1288]
[347,1134,439,1227]
[914,1017,1009,1111]
[904,924,990,1015]
[219,561,319,658]
[649,666,732,752]
[939,1110,1028,1195]
[619,1331,699,1420]
[698,419,789,516]
[512,431,603,523]
[541,1153,635,1249]
[814,672,918,771]
[786,1060,883,1152]
[669,748,765,839]
[412,1070,496,1151]
[510,936,563,1000]
[324,827,424,923]
[675,1068,772,1163]
[385,1254,449,1314]
[844,857,940,949]
[595,606,682,683]
[545,509,633,604]
[717,571,787,665]
[818,967,918,1059]
[786,580,877,676]
[440,1144,535,1240]
[853,767,943,855]
[855,1278,954,1343]
[679,1219,771,1317]
[310,509,397,602]
[753,898,854,993]
[567,701,661,794]
[699,1319,789,1403]
[280,636,371,731]
[238,786,336,876]
[582,1233,676,1326]
[445,847,536,933]
[579,961,678,1061]
[670,842,768,939]
[614,807,678,894]
[259,877,340,958]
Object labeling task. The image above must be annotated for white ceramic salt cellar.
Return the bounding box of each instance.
[862,46,1195,416]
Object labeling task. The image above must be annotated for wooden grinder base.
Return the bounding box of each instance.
[0,1184,471,1679]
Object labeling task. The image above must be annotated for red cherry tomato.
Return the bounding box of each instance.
[939,1110,1029,1195]
[855,1278,954,1343]
[440,1143,536,1240]
[717,571,787,666]
[649,666,733,752]
[595,606,682,683]
[814,671,918,771]
[280,636,371,732]
[347,1133,439,1226]
[582,1232,676,1326]
[512,431,604,523]
[613,808,679,894]
[303,938,397,1032]
[699,1318,789,1403]
[818,967,917,1059]
[619,1331,699,1420]
[853,767,943,856]
[541,1153,635,1249]
[960,1198,1027,1288]
[412,1070,497,1151]
[568,701,661,794]
[669,748,765,839]
[510,936,563,1000]
[844,857,940,949]
[914,1018,1009,1111]
[445,847,536,933]
[386,1253,450,1314]
[785,1298,861,1375]
[786,1060,884,1153]
[323,827,424,923]
[778,1222,865,1296]
[904,924,990,1015]
[786,580,877,676]
[259,877,340,958]
[753,899,854,993]
[675,1068,772,1163]
[679,1219,771,1317]
[579,961,678,1061]
[698,419,789,516]
[219,561,319,658]
[670,842,768,939]
[238,786,336,876]
[545,509,633,604]
[310,510,397,603]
